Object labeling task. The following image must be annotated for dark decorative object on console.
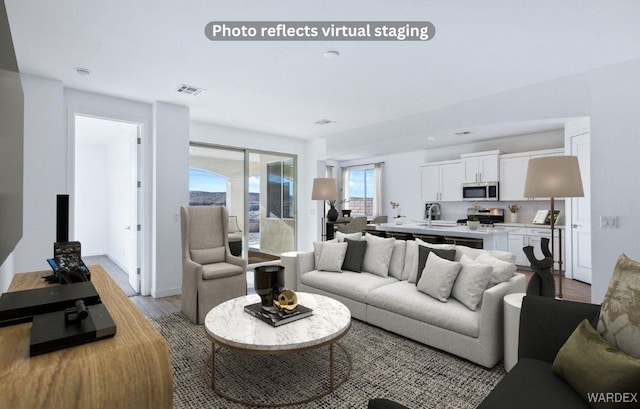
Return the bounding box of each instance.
[254,265,285,312]
[342,209,352,218]
[523,237,555,297]
[327,205,339,222]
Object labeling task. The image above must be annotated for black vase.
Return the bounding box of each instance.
[327,205,339,222]
[254,265,285,312]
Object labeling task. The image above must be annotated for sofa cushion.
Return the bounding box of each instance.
[316,242,348,272]
[336,231,363,242]
[367,281,480,337]
[202,262,244,280]
[553,319,640,407]
[415,246,457,284]
[451,254,492,311]
[597,253,640,358]
[301,270,397,304]
[190,246,226,265]
[342,238,367,273]
[362,233,396,277]
[416,253,462,302]
[454,245,516,264]
[407,239,457,283]
[476,358,588,409]
[475,253,516,286]
[388,240,407,280]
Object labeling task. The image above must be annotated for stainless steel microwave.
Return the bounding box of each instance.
[462,182,499,201]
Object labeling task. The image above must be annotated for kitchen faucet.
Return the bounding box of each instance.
[427,203,441,228]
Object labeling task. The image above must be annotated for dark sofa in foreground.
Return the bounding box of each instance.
[477,295,601,409]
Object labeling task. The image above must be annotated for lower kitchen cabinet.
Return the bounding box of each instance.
[503,226,561,270]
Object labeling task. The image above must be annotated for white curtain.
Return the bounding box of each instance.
[374,162,383,217]
[341,167,349,209]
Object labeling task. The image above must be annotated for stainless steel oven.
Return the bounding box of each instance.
[462,182,499,201]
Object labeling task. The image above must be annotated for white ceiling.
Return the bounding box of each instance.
[6,1,640,158]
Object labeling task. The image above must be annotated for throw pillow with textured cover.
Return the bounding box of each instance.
[313,239,337,266]
[341,238,367,273]
[416,253,462,302]
[362,233,396,277]
[414,246,457,285]
[335,231,363,242]
[388,240,407,280]
[315,242,348,272]
[553,319,640,408]
[401,240,418,281]
[451,254,492,311]
[597,253,640,358]
[474,252,516,287]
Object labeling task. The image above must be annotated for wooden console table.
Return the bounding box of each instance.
[0,266,173,409]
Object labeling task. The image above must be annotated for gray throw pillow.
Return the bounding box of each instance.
[451,254,492,311]
[415,246,457,285]
[316,242,348,272]
[416,253,462,302]
[362,233,396,277]
[341,238,368,272]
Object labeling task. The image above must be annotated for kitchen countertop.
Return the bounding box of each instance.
[376,222,509,238]
[495,223,566,229]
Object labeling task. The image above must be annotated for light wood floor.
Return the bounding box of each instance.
[130,270,591,318]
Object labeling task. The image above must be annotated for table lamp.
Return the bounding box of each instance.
[523,156,584,298]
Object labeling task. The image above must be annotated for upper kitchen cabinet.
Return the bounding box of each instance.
[420,160,463,202]
[461,151,500,183]
[499,148,564,200]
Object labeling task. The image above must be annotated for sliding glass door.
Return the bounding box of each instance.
[189,144,296,261]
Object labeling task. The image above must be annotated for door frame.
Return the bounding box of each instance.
[65,92,153,296]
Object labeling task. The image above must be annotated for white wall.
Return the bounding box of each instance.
[12,74,65,274]
[75,143,108,255]
[152,102,190,297]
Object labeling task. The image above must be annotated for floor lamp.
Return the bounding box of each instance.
[311,178,338,240]
[523,156,584,299]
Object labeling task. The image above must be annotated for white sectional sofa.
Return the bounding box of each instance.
[296,233,526,368]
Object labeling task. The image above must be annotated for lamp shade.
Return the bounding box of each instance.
[311,178,338,201]
[523,156,584,198]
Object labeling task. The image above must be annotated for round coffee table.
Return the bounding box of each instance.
[204,292,352,407]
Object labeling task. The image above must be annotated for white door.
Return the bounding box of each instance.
[127,131,140,292]
[571,133,592,283]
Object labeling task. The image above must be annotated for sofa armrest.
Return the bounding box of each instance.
[296,251,315,290]
[478,273,527,338]
[518,295,601,363]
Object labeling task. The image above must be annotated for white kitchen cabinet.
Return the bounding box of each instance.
[461,151,500,183]
[499,149,564,200]
[420,160,463,202]
[501,225,561,269]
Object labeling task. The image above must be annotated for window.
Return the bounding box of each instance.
[346,166,375,218]
[266,159,294,219]
[188,168,229,206]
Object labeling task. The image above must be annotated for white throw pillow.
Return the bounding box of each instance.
[388,240,407,280]
[313,240,337,268]
[362,233,396,277]
[402,240,417,281]
[416,253,462,302]
[315,242,348,272]
[451,254,493,311]
[335,231,363,242]
[454,245,483,261]
[415,237,456,251]
[475,252,516,286]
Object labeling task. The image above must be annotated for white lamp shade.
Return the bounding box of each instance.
[311,178,338,201]
[523,156,584,198]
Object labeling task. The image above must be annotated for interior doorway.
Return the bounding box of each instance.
[74,115,140,295]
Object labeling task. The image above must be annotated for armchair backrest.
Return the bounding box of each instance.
[336,216,368,234]
[180,205,230,265]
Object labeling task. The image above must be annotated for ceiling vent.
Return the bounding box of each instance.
[176,84,206,96]
[314,119,335,125]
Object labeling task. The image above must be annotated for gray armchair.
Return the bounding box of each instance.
[180,205,247,324]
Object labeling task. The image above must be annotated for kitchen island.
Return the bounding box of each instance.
[376,222,509,251]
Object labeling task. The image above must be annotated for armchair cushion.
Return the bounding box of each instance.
[190,246,225,265]
[202,262,244,280]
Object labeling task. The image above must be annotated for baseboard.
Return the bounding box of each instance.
[151,287,181,298]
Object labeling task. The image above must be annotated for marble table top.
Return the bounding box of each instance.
[204,292,351,351]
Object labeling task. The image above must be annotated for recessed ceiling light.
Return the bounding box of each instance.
[176,84,206,96]
[314,119,335,125]
[455,131,472,136]
[427,137,436,141]
[324,50,340,59]
[74,67,91,76]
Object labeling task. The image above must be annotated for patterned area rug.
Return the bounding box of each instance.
[150,312,505,409]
